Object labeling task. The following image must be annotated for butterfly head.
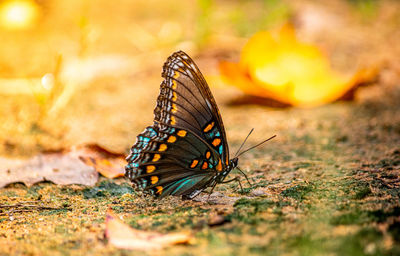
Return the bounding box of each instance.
[229,157,239,170]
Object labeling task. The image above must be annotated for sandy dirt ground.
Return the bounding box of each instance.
[0,0,399,255]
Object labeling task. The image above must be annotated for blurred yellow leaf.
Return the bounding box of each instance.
[220,25,377,107]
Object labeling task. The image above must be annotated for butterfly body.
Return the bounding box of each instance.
[125,51,238,199]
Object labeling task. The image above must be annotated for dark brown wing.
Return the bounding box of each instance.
[125,126,224,197]
[153,51,229,165]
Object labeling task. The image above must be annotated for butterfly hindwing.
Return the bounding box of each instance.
[125,125,225,197]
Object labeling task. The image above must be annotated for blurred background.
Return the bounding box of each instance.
[0,0,399,157]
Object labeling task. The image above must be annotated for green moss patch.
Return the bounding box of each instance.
[281,184,313,201]
[82,180,133,199]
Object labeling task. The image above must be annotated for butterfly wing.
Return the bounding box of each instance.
[125,51,230,198]
[154,51,229,165]
[125,126,224,197]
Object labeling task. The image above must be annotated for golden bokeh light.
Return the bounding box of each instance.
[0,0,39,30]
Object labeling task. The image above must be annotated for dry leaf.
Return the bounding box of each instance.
[0,144,125,188]
[208,214,228,226]
[220,24,378,107]
[0,153,98,188]
[105,210,192,251]
[73,144,126,178]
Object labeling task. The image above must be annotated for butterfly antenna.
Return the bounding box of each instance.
[236,166,252,186]
[236,135,277,158]
[234,128,254,158]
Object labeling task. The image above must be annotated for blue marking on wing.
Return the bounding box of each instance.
[127,126,160,162]
[160,126,175,135]
[128,162,139,168]
[128,154,138,160]
[169,175,206,195]
[171,178,196,194]
[147,127,157,137]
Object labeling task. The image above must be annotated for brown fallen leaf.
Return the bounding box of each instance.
[0,153,98,188]
[72,144,126,178]
[105,209,192,251]
[208,214,229,227]
[0,143,125,188]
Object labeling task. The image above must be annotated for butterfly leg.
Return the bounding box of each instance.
[207,182,218,201]
[236,166,252,187]
[220,176,244,193]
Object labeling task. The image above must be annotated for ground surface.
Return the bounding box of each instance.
[0,0,400,255]
[1,85,399,255]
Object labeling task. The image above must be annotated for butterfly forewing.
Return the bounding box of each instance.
[154,51,229,163]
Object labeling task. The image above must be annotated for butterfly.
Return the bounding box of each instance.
[125,51,275,199]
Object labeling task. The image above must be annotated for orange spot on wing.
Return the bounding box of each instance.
[156,186,163,195]
[151,176,159,184]
[177,130,187,137]
[203,122,214,132]
[201,162,208,170]
[171,103,178,113]
[172,80,177,89]
[170,116,176,125]
[167,135,176,143]
[146,165,156,173]
[212,138,221,147]
[152,154,161,162]
[206,151,211,159]
[172,92,177,101]
[216,159,222,171]
[190,159,199,168]
[173,71,180,79]
[158,144,167,151]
